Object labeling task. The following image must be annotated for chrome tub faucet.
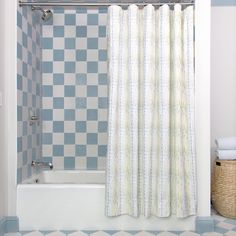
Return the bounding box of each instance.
[31,160,53,170]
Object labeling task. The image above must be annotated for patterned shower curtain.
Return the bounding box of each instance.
[105,4,196,218]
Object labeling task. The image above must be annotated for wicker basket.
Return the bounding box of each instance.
[211,159,236,219]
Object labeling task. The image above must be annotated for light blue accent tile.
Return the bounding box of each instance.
[64,133,75,144]
[22,62,28,77]
[22,121,27,136]
[17,168,22,184]
[87,157,97,169]
[22,92,27,106]
[53,145,64,156]
[27,136,32,149]
[98,121,107,133]
[76,97,87,109]
[27,23,32,37]
[43,62,53,73]
[42,85,53,97]
[76,26,87,37]
[76,121,87,132]
[87,133,98,144]
[65,62,75,73]
[4,217,19,233]
[64,85,75,97]
[87,85,98,97]
[22,151,27,165]
[87,62,98,73]
[76,50,87,61]
[17,43,22,59]
[43,157,52,163]
[42,109,53,120]
[99,50,107,61]
[99,26,106,37]
[17,11,22,28]
[53,26,64,37]
[98,7,108,13]
[53,49,64,61]
[53,121,64,133]
[76,74,87,85]
[22,6,27,17]
[53,74,64,85]
[22,32,28,48]
[64,157,75,169]
[98,97,108,108]
[53,97,64,109]
[65,14,76,25]
[27,79,32,93]
[87,38,98,49]
[53,7,64,13]
[87,14,98,25]
[87,109,98,121]
[98,145,107,157]
[28,52,32,65]
[195,217,214,233]
[17,106,22,121]
[65,38,75,49]
[76,145,86,156]
[42,133,52,145]
[76,8,87,13]
[17,137,22,152]
[64,109,75,121]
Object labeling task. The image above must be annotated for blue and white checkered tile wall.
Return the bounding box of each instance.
[17,6,42,183]
[42,7,108,170]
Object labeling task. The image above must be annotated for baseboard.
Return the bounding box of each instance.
[0,217,19,236]
[195,216,214,233]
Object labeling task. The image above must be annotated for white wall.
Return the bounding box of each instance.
[211,6,236,158]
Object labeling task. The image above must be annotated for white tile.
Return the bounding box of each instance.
[75,133,86,144]
[76,38,87,50]
[53,133,64,144]
[53,156,64,169]
[43,50,53,61]
[68,231,88,236]
[42,144,53,156]
[4,233,22,236]
[87,26,99,37]
[157,232,177,236]
[97,157,106,169]
[53,109,65,121]
[75,156,87,169]
[76,15,87,25]
[24,231,44,236]
[53,62,65,73]
[86,145,98,156]
[113,231,132,236]
[64,50,76,61]
[64,26,76,38]
[180,232,200,236]
[224,231,236,236]
[64,145,75,156]
[91,231,110,236]
[53,14,65,25]
[87,50,98,61]
[53,38,65,50]
[43,25,53,37]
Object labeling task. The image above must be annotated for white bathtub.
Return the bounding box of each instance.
[17,170,195,231]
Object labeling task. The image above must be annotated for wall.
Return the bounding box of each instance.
[17,6,42,183]
[42,8,107,170]
[211,5,236,159]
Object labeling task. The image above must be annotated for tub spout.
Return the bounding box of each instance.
[31,160,53,170]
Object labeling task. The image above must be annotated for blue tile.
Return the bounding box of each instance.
[64,157,75,169]
[98,145,107,156]
[27,23,32,37]
[76,50,87,61]
[98,121,107,132]
[53,26,64,37]
[76,121,87,132]
[65,38,75,49]
[22,151,27,165]
[28,79,32,93]
[42,157,52,163]
[87,157,97,169]
[64,133,75,144]
[98,97,108,108]
[53,97,64,109]
[99,26,106,37]
[64,85,75,97]
[28,52,32,65]
[42,109,53,120]
[65,14,76,25]
[42,133,52,145]
[42,85,53,97]
[53,50,64,61]
[87,85,98,97]
[64,109,75,121]
[87,14,98,25]
[76,8,87,13]
[87,133,98,144]
[43,62,53,73]
[53,74,64,85]
[76,97,87,109]
[53,121,64,133]
[22,62,28,77]
[87,38,98,49]
[27,136,32,148]
[76,26,87,37]
[17,43,22,59]
[53,145,64,156]
[98,7,108,13]
[87,62,98,73]
[76,145,86,156]
[87,109,98,121]
[76,74,87,85]
[99,50,107,61]
[17,137,22,152]
[22,92,27,106]
[53,7,64,13]
[17,168,22,184]
[17,106,22,121]
[22,121,28,136]
[22,32,28,48]
[65,62,75,73]
[17,11,22,28]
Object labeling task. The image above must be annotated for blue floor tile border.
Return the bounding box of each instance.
[0,217,19,236]
[195,216,214,233]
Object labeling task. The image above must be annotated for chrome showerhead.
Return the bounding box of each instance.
[32,6,53,22]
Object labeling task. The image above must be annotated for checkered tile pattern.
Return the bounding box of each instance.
[42,8,108,170]
[17,6,42,183]
[4,210,236,236]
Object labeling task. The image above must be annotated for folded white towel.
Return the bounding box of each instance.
[215,137,236,150]
[216,150,236,160]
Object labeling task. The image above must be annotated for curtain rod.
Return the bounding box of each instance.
[19,1,194,7]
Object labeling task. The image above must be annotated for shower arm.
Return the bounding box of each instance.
[19,1,194,7]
